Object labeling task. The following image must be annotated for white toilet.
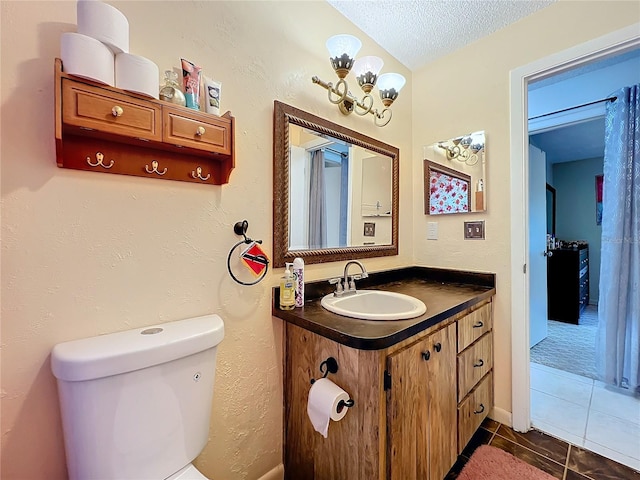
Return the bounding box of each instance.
[51,314,224,480]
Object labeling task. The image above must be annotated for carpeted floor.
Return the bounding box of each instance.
[458,445,556,480]
[529,305,598,380]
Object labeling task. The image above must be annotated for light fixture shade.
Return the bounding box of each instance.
[353,56,384,77]
[377,73,406,107]
[326,34,362,59]
[377,73,406,92]
[353,56,384,93]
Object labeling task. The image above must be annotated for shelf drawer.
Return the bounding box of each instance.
[457,303,492,353]
[163,107,231,154]
[458,332,493,401]
[458,371,493,453]
[62,79,161,141]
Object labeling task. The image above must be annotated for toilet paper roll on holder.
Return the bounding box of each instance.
[310,356,355,410]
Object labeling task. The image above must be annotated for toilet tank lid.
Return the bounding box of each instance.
[51,314,224,382]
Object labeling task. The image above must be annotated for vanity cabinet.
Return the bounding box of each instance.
[456,304,493,451]
[282,300,493,480]
[387,323,457,480]
[55,58,235,185]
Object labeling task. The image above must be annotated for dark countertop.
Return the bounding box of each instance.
[272,266,496,350]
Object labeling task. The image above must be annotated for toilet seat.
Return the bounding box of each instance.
[165,464,210,480]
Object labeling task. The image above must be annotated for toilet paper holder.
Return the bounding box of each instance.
[310,356,355,410]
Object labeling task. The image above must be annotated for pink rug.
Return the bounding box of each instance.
[458,445,557,480]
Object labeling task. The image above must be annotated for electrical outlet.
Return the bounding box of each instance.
[464,221,485,239]
[427,222,438,240]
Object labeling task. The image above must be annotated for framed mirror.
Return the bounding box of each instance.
[273,101,399,267]
[423,131,486,215]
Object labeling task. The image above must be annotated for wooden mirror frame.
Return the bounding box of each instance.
[273,100,399,267]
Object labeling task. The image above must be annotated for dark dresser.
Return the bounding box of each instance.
[547,245,589,324]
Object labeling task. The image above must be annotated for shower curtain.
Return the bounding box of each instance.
[596,84,640,393]
[308,149,327,249]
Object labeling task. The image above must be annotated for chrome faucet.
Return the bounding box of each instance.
[328,260,369,296]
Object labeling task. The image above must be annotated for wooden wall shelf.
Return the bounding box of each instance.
[54,58,235,185]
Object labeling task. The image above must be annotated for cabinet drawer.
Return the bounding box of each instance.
[457,303,492,353]
[62,79,161,141]
[163,107,231,154]
[458,372,493,453]
[457,332,493,401]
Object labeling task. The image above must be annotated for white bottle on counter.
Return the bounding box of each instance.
[293,257,305,307]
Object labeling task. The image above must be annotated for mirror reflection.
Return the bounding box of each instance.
[273,101,399,267]
[423,131,486,215]
[288,124,393,250]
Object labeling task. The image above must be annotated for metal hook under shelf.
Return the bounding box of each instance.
[191,166,210,181]
[145,160,167,175]
[87,152,114,169]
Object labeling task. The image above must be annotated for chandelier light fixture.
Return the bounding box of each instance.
[438,133,485,166]
[312,34,406,127]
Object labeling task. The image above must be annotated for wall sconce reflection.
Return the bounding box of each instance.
[438,133,485,166]
[312,34,406,127]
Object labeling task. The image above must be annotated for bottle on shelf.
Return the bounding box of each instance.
[159,70,186,106]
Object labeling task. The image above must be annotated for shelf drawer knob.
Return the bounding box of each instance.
[196,126,206,136]
[111,105,124,117]
[474,403,485,415]
[421,351,431,361]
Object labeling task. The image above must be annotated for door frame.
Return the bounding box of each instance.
[509,23,640,433]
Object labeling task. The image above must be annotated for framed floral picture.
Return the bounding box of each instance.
[596,174,603,225]
[424,160,471,215]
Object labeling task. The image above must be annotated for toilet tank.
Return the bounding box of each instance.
[51,314,224,480]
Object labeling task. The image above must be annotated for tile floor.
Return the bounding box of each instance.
[446,417,640,480]
[531,361,640,472]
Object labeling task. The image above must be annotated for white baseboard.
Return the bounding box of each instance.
[256,464,284,480]
[489,406,512,427]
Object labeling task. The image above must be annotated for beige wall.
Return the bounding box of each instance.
[412,1,639,421]
[2,0,639,479]
[0,2,412,479]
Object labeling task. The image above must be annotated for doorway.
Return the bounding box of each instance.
[509,23,640,469]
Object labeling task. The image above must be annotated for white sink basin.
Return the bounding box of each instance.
[320,290,427,321]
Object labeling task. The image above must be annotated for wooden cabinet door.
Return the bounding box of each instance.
[387,323,457,480]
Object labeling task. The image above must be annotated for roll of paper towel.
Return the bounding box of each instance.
[77,0,129,54]
[115,53,159,99]
[60,32,115,86]
[307,378,350,438]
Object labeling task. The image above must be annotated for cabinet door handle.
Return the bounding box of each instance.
[473,359,484,368]
[434,342,442,353]
[473,321,484,328]
[196,126,206,136]
[421,351,431,361]
[474,403,485,414]
[111,105,124,117]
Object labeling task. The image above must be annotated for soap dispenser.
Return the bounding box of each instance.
[279,263,296,310]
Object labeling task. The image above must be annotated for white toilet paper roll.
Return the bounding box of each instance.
[307,378,350,438]
[77,0,129,54]
[60,32,115,86]
[115,53,159,99]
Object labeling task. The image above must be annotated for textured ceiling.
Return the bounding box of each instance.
[327,0,556,70]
